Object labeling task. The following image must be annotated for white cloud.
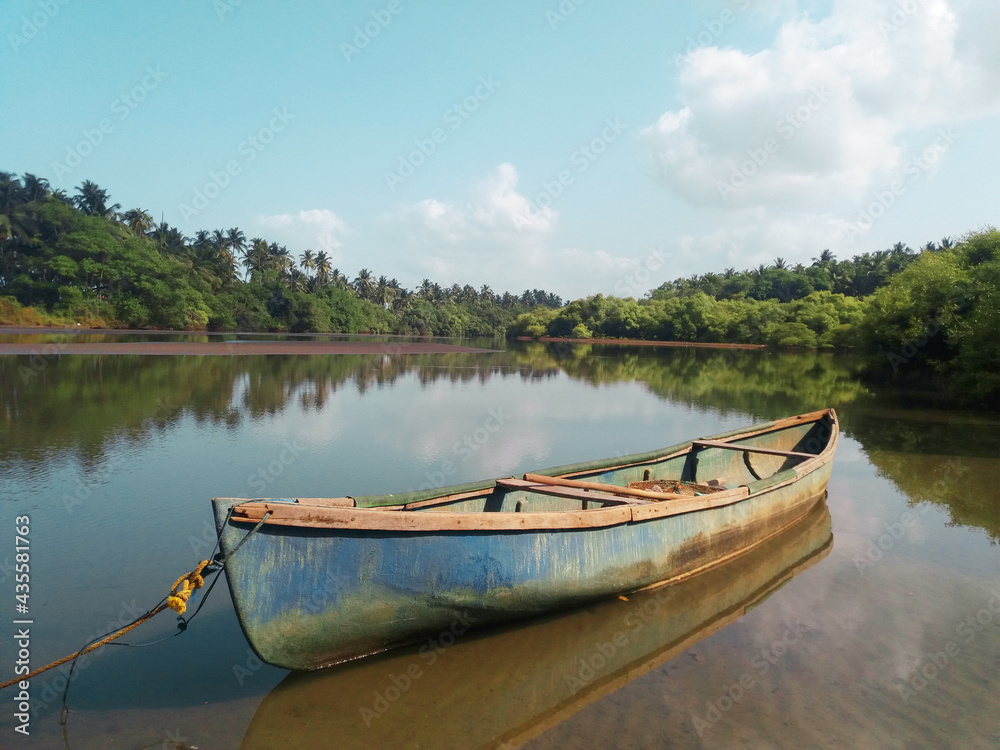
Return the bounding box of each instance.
[252,209,349,258]
[641,0,1000,209]
[382,163,658,298]
[387,162,556,240]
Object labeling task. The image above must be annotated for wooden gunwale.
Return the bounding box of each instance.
[552,408,832,481]
[221,409,837,532]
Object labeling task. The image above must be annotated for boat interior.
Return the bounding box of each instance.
[368,412,835,514]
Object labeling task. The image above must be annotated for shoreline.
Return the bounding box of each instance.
[0,340,498,356]
[523,337,768,350]
[0,325,471,341]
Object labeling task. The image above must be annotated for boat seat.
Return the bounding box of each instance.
[690,440,814,460]
[495,478,655,505]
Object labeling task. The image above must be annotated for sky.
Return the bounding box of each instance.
[2,0,998,300]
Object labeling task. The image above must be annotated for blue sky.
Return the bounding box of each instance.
[3,0,998,299]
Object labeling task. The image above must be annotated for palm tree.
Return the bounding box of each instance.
[74,180,120,217]
[939,236,953,249]
[772,257,788,270]
[211,228,229,254]
[354,268,374,300]
[122,208,154,237]
[21,173,50,202]
[811,249,835,266]
[193,230,212,249]
[479,284,494,302]
[299,249,315,275]
[418,278,434,299]
[270,243,292,274]
[0,174,35,249]
[374,275,396,308]
[242,238,270,280]
[287,267,306,293]
[150,221,187,254]
[183,246,222,290]
[226,227,246,258]
[314,251,332,285]
[211,230,236,281]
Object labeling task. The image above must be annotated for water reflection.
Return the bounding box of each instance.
[241,500,832,750]
[2,344,997,539]
[0,344,863,461]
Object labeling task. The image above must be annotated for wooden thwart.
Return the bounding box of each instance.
[522,473,691,501]
[495,478,652,505]
[690,440,814,460]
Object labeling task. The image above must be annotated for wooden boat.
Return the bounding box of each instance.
[241,499,832,749]
[212,408,838,670]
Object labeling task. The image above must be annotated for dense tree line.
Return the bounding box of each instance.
[0,171,560,336]
[510,230,999,403]
[1,170,996,403]
[649,244,926,302]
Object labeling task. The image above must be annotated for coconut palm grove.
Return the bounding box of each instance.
[1,170,997,404]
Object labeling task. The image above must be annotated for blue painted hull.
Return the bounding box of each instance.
[213,410,837,669]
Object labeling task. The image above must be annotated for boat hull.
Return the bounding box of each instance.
[213,411,838,670]
[240,499,833,749]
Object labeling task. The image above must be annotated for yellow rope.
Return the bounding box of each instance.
[165,559,211,614]
[0,559,213,692]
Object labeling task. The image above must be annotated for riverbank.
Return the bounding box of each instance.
[522,336,767,349]
[0,340,498,356]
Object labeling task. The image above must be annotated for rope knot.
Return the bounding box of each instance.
[167,560,211,614]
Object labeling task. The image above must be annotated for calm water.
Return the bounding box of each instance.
[0,342,997,749]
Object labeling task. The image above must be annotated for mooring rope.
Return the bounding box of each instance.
[0,506,271,722]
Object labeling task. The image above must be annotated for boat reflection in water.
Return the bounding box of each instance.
[241,497,832,750]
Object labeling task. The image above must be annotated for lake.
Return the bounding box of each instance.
[0,338,997,749]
